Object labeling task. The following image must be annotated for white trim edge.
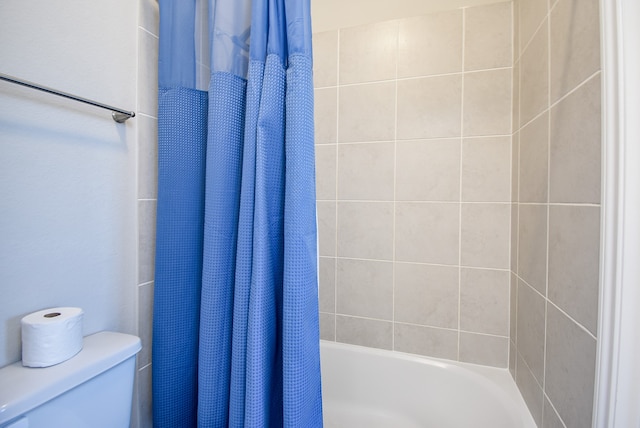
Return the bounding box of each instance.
[595,0,640,427]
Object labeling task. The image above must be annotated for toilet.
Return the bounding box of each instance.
[0,331,141,428]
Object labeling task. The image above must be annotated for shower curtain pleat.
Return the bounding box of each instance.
[152,86,208,428]
[153,0,322,426]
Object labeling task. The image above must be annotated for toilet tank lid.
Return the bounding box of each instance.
[0,331,141,424]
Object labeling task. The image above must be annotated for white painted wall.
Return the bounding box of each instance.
[0,0,138,367]
[311,0,509,32]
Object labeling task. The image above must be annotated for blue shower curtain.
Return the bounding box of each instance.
[152,0,323,426]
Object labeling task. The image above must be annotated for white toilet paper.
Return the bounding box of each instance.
[21,307,84,367]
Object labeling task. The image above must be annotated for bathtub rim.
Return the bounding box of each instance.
[319,339,536,428]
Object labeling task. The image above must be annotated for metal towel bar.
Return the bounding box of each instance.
[0,72,135,123]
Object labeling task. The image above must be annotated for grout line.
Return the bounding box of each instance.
[317,199,514,204]
[138,362,152,371]
[548,70,601,110]
[547,202,601,207]
[331,315,508,341]
[457,8,466,362]
[516,347,544,390]
[333,313,394,324]
[332,133,514,145]
[518,40,599,134]
[515,272,546,301]
[546,299,597,341]
[391,24,399,353]
[137,112,158,120]
[322,65,514,90]
[321,256,511,272]
[507,4,515,369]
[458,329,510,339]
[519,8,549,58]
[513,271,598,341]
[333,29,340,342]
[138,26,159,40]
[542,14,552,402]
[517,201,550,206]
[542,391,569,428]
[518,104,549,132]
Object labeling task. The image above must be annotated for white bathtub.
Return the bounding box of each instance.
[320,341,536,428]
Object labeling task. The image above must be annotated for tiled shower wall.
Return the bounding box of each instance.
[135,0,159,427]
[510,0,601,427]
[314,2,514,367]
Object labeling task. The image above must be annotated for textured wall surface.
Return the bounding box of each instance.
[314,1,514,368]
[510,0,601,426]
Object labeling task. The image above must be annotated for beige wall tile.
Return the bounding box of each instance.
[315,144,336,200]
[509,340,516,378]
[195,0,209,84]
[397,74,462,140]
[463,68,512,136]
[511,203,519,272]
[549,0,600,103]
[517,204,547,294]
[197,63,210,91]
[520,23,548,125]
[512,132,519,202]
[515,352,544,427]
[138,200,157,284]
[464,2,512,71]
[336,315,393,350]
[398,10,463,78]
[137,282,154,369]
[519,0,548,54]
[513,61,520,132]
[462,136,511,202]
[313,30,338,88]
[314,87,337,144]
[319,312,336,341]
[394,323,458,360]
[394,263,459,328]
[139,0,159,36]
[549,74,601,204]
[548,206,600,335]
[138,115,158,200]
[339,20,398,84]
[519,112,548,203]
[461,203,511,269]
[337,142,394,201]
[319,257,336,313]
[396,139,460,202]
[543,396,566,428]
[459,332,508,367]
[337,259,393,320]
[337,202,394,260]
[510,272,517,341]
[517,280,546,384]
[513,0,521,61]
[339,82,396,142]
[460,268,510,336]
[317,201,336,257]
[545,304,597,428]
[138,29,158,117]
[137,364,153,428]
[395,203,460,265]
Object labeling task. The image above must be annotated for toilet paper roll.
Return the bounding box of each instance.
[21,307,84,367]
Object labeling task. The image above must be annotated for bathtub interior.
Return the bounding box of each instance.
[320,340,536,428]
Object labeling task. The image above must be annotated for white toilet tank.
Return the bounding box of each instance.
[0,331,141,428]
